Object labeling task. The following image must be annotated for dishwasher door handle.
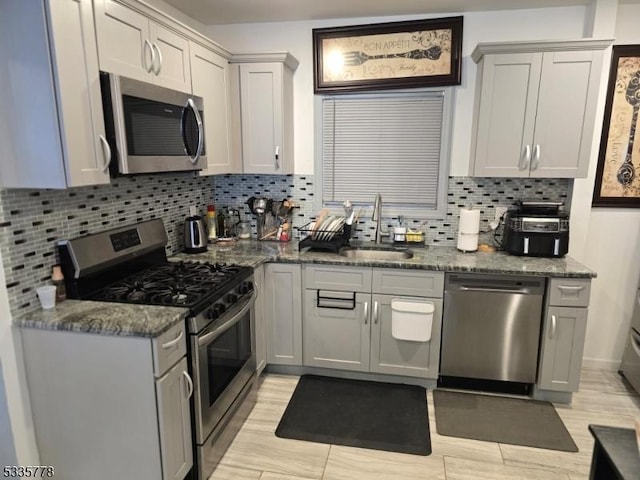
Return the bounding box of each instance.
[458,286,531,294]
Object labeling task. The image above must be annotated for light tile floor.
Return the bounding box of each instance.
[209,370,640,480]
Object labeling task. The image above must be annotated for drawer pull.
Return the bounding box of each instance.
[161,330,183,349]
[557,285,584,292]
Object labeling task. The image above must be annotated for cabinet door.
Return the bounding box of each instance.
[155,357,193,480]
[472,53,542,177]
[303,290,370,371]
[265,263,302,365]
[240,63,284,174]
[253,265,267,375]
[191,42,238,175]
[538,306,587,392]
[47,0,111,187]
[150,22,191,93]
[532,50,602,178]
[370,295,443,379]
[94,0,153,82]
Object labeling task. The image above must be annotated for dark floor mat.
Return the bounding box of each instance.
[275,375,431,455]
[433,389,578,452]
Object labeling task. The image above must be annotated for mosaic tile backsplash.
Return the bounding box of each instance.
[213,174,569,245]
[0,173,213,315]
[1,173,568,316]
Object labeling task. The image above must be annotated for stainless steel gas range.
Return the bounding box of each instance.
[58,219,257,480]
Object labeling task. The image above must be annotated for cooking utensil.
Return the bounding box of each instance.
[246,197,257,215]
[254,198,267,214]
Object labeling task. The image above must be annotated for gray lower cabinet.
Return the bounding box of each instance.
[370,294,443,378]
[21,322,193,480]
[302,265,444,379]
[538,306,588,392]
[537,278,591,393]
[254,264,267,375]
[264,263,302,365]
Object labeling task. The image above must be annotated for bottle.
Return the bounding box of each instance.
[217,209,226,238]
[206,205,217,242]
[51,265,66,303]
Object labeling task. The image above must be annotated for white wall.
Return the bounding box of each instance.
[580,3,640,370]
[206,6,587,175]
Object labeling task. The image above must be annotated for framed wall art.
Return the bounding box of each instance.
[312,16,463,94]
[593,45,640,207]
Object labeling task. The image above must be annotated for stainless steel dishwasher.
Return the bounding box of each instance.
[440,273,545,384]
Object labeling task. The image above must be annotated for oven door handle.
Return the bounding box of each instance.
[197,293,256,347]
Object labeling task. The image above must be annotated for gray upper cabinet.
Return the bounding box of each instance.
[470,39,611,178]
[230,53,298,174]
[190,42,238,175]
[94,0,192,93]
[265,263,303,365]
[0,0,111,189]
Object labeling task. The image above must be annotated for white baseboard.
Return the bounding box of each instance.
[582,357,621,371]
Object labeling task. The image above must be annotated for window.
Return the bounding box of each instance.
[315,89,453,218]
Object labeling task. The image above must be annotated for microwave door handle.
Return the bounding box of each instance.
[98,135,112,173]
[182,98,204,165]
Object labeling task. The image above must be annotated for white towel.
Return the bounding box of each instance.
[391,299,434,342]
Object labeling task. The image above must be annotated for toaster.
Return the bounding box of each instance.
[502,200,569,257]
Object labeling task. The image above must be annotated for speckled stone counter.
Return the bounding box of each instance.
[173,239,596,278]
[15,300,189,338]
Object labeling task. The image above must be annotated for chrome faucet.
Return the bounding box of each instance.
[372,193,388,244]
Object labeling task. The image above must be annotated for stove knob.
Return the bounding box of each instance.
[239,281,254,294]
[226,293,238,304]
[207,303,226,319]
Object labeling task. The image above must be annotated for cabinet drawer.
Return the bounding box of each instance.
[304,265,372,292]
[152,322,187,377]
[372,268,444,297]
[548,278,591,307]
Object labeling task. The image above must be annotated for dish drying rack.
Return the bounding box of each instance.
[297,221,352,252]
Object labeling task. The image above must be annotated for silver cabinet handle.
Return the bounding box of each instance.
[550,315,557,340]
[182,98,204,164]
[144,39,154,73]
[531,144,540,170]
[520,145,531,170]
[152,42,163,75]
[363,301,369,325]
[98,135,111,173]
[161,330,183,349]
[182,371,194,399]
[557,285,584,292]
[275,145,280,170]
[373,301,379,324]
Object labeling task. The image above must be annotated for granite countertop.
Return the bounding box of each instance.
[15,300,189,338]
[173,239,596,278]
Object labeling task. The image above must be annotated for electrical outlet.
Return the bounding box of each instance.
[494,207,508,223]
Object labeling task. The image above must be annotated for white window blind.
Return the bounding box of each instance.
[321,91,447,210]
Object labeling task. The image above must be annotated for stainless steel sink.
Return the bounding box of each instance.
[338,246,413,260]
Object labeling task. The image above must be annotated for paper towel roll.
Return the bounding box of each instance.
[457,232,479,252]
[458,208,481,234]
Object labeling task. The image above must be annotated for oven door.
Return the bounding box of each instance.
[191,292,256,444]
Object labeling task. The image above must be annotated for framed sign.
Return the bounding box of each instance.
[593,45,640,207]
[312,17,463,94]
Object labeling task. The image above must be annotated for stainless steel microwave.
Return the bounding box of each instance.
[100,72,206,175]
